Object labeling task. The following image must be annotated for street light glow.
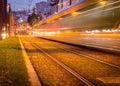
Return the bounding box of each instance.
[99,0,108,6]
[72,12,80,16]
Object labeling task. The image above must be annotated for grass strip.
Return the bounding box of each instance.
[0,37,30,86]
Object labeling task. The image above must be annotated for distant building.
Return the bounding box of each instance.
[47,0,84,14]
[13,10,29,24]
[34,0,84,18]
[47,0,59,15]
[58,0,83,11]
[35,1,51,16]
[7,3,17,36]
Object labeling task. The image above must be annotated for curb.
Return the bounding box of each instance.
[19,36,41,86]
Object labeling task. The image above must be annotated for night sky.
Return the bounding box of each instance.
[8,0,46,11]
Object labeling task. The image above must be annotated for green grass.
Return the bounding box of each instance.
[0,37,30,86]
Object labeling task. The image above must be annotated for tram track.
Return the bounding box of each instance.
[50,44,120,69]
[21,36,89,86]
[32,43,94,86]
[20,36,120,86]
[51,42,120,68]
[37,37,120,68]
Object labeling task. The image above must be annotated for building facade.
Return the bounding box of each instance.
[35,1,51,18]
[0,0,7,39]
[47,0,84,14]
[46,0,59,15]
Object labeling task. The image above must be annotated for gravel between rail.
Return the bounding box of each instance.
[20,36,120,86]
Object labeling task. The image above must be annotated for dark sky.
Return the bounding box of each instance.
[8,0,46,11]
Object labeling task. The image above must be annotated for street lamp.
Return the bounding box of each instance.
[99,0,108,6]
[72,12,80,16]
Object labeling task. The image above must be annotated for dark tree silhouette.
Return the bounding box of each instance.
[27,7,42,26]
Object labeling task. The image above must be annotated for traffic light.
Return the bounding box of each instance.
[14,24,17,29]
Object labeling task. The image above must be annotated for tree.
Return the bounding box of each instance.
[27,8,43,26]
[27,7,37,26]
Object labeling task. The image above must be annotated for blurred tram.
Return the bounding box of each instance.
[33,0,120,35]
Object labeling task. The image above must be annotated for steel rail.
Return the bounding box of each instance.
[32,43,94,86]
[52,44,120,69]
[29,37,120,69]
